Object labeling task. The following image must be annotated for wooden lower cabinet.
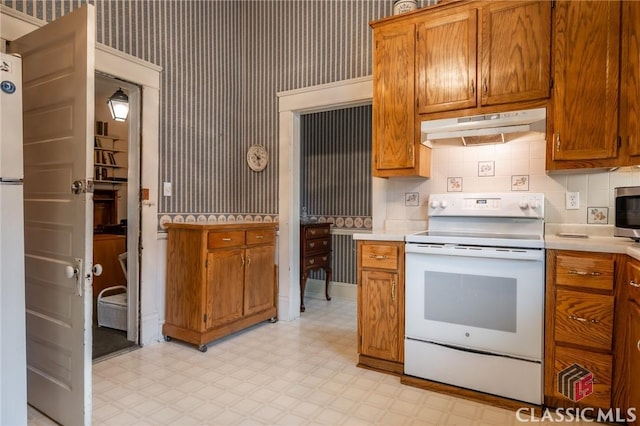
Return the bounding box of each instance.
[627,258,640,424]
[357,240,405,375]
[163,223,277,352]
[545,250,626,412]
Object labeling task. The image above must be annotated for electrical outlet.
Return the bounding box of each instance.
[163,182,172,197]
[566,191,579,210]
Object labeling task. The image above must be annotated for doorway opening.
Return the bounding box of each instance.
[92,73,141,360]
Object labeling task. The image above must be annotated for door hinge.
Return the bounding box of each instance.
[203,314,207,323]
[551,0,556,9]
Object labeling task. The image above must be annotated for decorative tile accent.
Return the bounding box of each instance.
[511,175,529,191]
[447,177,463,192]
[405,192,419,206]
[478,161,495,177]
[159,214,279,230]
[587,207,608,224]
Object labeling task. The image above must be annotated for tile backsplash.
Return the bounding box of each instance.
[385,133,640,225]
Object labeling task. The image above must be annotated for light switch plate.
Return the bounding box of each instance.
[163,182,172,197]
[566,191,579,210]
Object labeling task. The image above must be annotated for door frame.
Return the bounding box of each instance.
[1,5,163,345]
[277,76,387,320]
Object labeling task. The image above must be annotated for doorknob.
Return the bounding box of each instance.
[65,265,78,279]
[92,264,103,276]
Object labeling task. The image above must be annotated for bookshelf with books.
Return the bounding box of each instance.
[94,135,128,184]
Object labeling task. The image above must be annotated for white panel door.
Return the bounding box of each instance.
[9,5,95,425]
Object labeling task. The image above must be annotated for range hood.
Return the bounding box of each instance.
[421,107,546,146]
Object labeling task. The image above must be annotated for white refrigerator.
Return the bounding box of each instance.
[0,52,27,426]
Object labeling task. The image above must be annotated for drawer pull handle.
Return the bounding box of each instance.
[568,314,599,324]
[391,280,396,302]
[309,242,315,248]
[630,280,640,288]
[309,259,315,264]
[369,255,387,260]
[568,270,601,276]
[323,241,328,246]
[241,255,245,266]
[637,340,640,353]
[222,238,232,241]
[310,230,317,235]
[255,235,264,239]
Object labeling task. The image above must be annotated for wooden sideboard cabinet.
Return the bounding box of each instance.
[357,240,405,375]
[163,223,277,352]
[544,250,627,411]
[300,222,332,312]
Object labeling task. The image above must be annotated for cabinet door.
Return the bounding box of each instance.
[551,0,620,161]
[244,245,275,316]
[206,249,244,328]
[480,1,551,106]
[416,7,477,114]
[373,22,416,172]
[359,270,401,362]
[623,1,640,158]
[630,301,640,425]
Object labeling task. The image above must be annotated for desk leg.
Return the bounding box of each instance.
[325,267,332,301]
[300,271,308,312]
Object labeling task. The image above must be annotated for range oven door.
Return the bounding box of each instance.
[405,243,544,361]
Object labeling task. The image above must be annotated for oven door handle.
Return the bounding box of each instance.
[405,244,544,261]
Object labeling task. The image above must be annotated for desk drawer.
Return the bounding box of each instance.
[208,231,245,249]
[305,226,330,239]
[361,244,398,270]
[303,236,330,255]
[246,228,275,246]
[303,253,330,269]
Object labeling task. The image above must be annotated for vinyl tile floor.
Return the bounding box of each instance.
[28,297,596,425]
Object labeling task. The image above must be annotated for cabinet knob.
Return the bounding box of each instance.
[630,280,640,288]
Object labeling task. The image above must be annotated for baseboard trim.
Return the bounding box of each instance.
[303,279,356,302]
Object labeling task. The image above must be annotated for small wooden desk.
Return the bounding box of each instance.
[300,222,332,312]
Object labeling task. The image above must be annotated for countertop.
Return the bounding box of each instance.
[354,224,640,261]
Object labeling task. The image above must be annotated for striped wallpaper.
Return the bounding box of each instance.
[2,0,436,285]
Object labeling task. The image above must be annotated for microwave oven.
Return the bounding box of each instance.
[614,186,640,240]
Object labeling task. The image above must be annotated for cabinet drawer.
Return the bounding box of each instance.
[246,228,275,246]
[554,289,614,351]
[303,236,330,255]
[303,254,330,269]
[553,346,612,409]
[207,231,245,249]
[361,244,398,270]
[305,225,330,239]
[556,255,614,290]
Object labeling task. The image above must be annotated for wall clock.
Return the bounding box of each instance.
[247,144,268,172]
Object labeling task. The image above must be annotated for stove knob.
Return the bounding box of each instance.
[519,200,529,210]
[439,200,448,209]
[430,199,441,209]
[529,200,540,210]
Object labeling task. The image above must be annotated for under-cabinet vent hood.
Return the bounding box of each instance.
[421,107,546,146]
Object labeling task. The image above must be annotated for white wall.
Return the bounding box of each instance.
[383,133,640,228]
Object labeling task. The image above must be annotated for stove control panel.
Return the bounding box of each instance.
[428,193,544,218]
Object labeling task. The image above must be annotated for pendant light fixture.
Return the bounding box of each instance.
[107,87,129,122]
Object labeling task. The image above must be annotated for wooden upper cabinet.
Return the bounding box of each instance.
[480,1,551,106]
[622,0,640,158]
[416,1,550,115]
[417,8,477,114]
[373,22,416,173]
[550,0,621,163]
